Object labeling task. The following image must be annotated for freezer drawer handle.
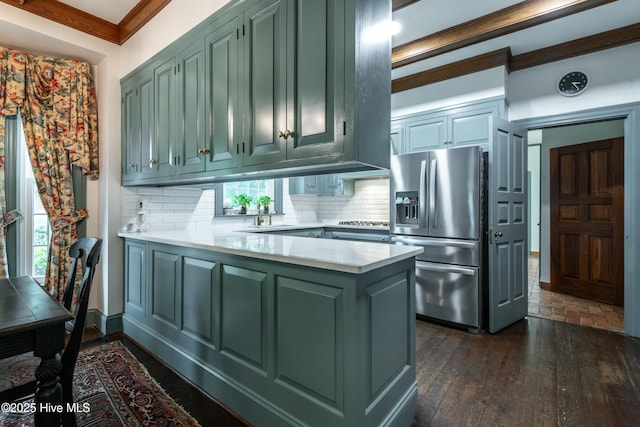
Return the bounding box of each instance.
[416,261,476,276]
[392,236,476,249]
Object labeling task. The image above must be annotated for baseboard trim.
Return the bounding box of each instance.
[539,281,552,291]
[87,309,123,335]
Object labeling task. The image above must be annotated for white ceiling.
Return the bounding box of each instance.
[57,0,140,23]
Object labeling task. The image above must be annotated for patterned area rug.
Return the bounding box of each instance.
[0,341,201,426]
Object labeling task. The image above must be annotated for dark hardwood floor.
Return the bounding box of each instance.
[83,316,640,427]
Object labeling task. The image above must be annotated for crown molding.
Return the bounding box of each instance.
[0,0,172,45]
[391,0,616,69]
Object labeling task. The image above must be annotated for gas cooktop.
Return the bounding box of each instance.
[338,220,389,227]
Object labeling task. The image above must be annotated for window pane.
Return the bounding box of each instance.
[33,215,50,245]
[222,180,274,210]
[33,246,49,277]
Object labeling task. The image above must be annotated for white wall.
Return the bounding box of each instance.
[508,44,640,121]
[527,132,541,254]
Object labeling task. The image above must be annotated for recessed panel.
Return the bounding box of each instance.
[512,240,526,300]
[276,277,343,406]
[496,242,510,306]
[559,205,580,221]
[496,130,509,192]
[589,205,612,222]
[369,274,409,398]
[221,265,267,369]
[512,133,525,193]
[512,202,525,224]
[497,202,509,225]
[182,257,216,343]
[589,149,611,196]
[589,236,614,285]
[559,234,580,278]
[559,153,578,197]
[152,251,180,327]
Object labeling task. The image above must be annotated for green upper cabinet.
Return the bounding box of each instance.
[242,0,288,166]
[121,0,390,186]
[176,36,207,175]
[153,56,178,178]
[205,15,241,173]
[121,68,154,182]
[286,0,344,160]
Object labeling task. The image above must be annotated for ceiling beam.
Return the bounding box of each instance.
[392,48,512,94]
[391,21,640,93]
[391,0,616,69]
[510,21,640,71]
[119,0,172,44]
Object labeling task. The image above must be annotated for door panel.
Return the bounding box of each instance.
[287,0,343,158]
[178,40,206,174]
[488,117,528,333]
[550,138,624,306]
[243,0,287,166]
[154,57,177,178]
[205,17,239,172]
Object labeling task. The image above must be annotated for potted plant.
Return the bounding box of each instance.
[232,194,253,214]
[257,195,272,214]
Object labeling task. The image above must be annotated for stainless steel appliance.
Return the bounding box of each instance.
[390,146,486,330]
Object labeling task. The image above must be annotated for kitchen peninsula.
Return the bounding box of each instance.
[119,229,421,426]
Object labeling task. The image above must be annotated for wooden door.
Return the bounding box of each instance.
[488,117,528,333]
[550,138,624,306]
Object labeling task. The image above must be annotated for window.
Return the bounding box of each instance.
[4,114,83,282]
[215,179,283,216]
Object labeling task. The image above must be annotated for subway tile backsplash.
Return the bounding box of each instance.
[121,178,390,232]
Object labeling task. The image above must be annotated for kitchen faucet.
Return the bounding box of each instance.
[256,204,265,226]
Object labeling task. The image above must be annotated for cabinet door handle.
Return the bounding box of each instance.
[148,159,157,165]
[129,163,136,169]
[278,129,294,139]
[201,148,210,154]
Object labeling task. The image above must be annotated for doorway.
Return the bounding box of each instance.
[526,119,625,332]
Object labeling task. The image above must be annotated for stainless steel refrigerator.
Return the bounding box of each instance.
[390,146,486,330]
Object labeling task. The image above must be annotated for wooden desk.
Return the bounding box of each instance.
[0,276,73,426]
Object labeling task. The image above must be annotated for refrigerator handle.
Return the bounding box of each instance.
[429,158,437,228]
[419,160,428,228]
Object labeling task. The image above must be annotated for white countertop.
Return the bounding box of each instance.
[118,228,421,274]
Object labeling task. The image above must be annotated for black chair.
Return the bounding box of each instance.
[0,237,103,426]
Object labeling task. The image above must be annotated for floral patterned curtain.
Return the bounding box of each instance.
[0,46,99,301]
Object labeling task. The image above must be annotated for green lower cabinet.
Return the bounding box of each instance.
[122,239,417,426]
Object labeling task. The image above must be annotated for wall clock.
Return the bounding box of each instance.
[558,71,588,96]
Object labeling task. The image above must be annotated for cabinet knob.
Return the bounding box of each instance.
[201,148,210,154]
[129,163,136,169]
[148,159,157,165]
[278,129,294,139]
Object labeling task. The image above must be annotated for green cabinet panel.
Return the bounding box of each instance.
[124,240,147,321]
[205,16,240,172]
[220,264,268,371]
[121,70,154,182]
[177,37,207,174]
[242,0,287,166]
[153,57,178,178]
[276,276,343,405]
[286,0,343,159]
[151,249,181,329]
[182,256,217,343]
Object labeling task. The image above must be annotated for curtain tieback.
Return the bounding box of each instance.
[3,209,22,228]
[49,208,88,231]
